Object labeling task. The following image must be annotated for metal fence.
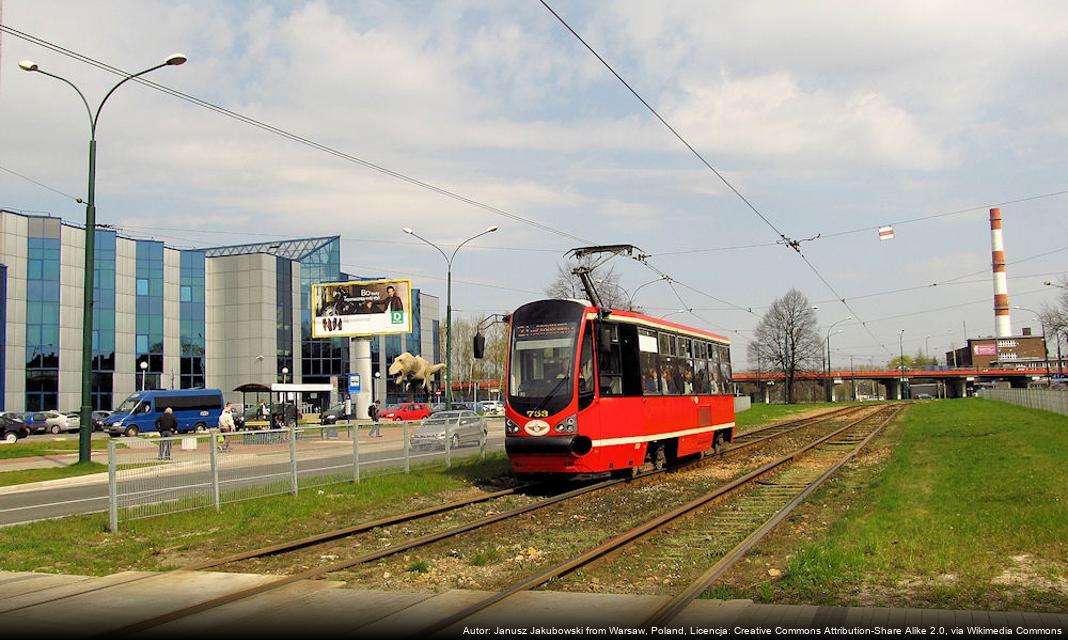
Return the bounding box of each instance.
[978,388,1068,416]
[107,419,487,531]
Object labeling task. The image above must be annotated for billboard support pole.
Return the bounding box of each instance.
[352,338,372,419]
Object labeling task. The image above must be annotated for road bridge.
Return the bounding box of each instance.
[734,367,1061,400]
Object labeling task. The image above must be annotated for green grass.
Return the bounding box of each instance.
[773,398,1068,609]
[0,438,112,460]
[734,401,844,429]
[0,454,512,576]
[0,462,107,487]
[407,560,430,573]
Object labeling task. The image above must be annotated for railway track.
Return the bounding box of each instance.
[412,404,902,636]
[0,404,877,633]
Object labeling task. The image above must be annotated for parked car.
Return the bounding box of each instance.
[380,402,431,422]
[63,412,82,431]
[0,412,30,425]
[91,411,112,432]
[409,410,487,451]
[478,400,503,416]
[428,403,448,414]
[1,415,31,443]
[23,411,77,435]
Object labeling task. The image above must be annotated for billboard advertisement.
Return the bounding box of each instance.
[973,343,997,356]
[311,279,413,338]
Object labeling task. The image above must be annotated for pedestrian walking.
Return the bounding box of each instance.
[368,400,382,437]
[217,402,235,452]
[156,407,177,460]
[258,401,269,422]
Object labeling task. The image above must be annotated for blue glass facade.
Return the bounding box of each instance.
[25,234,60,411]
[276,257,294,380]
[180,251,206,389]
[135,240,164,390]
[299,239,349,380]
[92,230,117,409]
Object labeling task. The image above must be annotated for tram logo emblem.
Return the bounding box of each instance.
[524,420,550,436]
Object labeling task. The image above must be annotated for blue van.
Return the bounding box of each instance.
[105,389,225,437]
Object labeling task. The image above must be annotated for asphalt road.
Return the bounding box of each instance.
[0,432,506,527]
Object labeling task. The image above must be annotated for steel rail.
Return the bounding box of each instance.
[105,477,625,637]
[642,405,903,627]
[0,482,536,616]
[411,405,895,637]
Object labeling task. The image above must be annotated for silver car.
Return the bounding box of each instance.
[409,410,487,451]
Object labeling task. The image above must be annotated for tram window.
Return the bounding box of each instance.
[678,338,693,359]
[718,345,733,385]
[659,333,674,356]
[694,356,709,394]
[639,329,660,396]
[578,325,595,410]
[679,357,695,395]
[597,323,624,396]
[694,341,706,360]
[660,354,678,395]
[709,344,722,394]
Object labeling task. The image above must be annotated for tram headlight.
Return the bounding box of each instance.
[505,419,521,435]
[555,415,577,433]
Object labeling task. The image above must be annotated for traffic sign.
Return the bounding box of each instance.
[348,373,361,393]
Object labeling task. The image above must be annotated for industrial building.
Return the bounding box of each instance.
[0,209,440,413]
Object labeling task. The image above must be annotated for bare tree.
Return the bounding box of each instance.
[439,314,509,399]
[747,289,823,404]
[544,257,637,310]
[1041,277,1068,372]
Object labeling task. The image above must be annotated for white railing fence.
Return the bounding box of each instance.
[107,419,488,532]
[978,388,1068,417]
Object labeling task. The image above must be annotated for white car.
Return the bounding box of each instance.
[43,411,77,434]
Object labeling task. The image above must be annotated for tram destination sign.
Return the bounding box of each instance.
[311,278,413,338]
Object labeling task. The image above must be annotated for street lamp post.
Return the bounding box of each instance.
[824,317,852,401]
[403,226,499,409]
[898,329,907,400]
[139,360,148,392]
[20,53,187,464]
[281,367,289,426]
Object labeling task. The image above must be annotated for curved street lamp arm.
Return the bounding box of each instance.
[94,62,169,132]
[449,229,495,265]
[36,69,93,132]
[407,231,449,264]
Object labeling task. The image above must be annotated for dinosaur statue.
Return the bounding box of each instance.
[388,352,446,393]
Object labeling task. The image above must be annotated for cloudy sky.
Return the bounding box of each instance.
[1,0,1066,367]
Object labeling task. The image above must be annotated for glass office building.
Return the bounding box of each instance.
[0,211,440,412]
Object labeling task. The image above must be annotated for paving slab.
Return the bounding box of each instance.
[673,598,754,627]
[144,578,346,636]
[0,570,281,635]
[0,571,91,601]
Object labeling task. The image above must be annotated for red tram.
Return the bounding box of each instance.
[504,298,735,476]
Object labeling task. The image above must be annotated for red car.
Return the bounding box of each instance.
[380,403,431,422]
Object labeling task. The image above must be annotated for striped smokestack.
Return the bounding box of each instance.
[989,207,1012,337]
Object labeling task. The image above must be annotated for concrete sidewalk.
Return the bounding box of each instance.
[0,570,1062,637]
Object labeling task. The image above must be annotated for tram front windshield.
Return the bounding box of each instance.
[508,301,585,417]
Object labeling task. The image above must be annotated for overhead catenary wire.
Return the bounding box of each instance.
[538,1,888,355]
[0,23,594,246]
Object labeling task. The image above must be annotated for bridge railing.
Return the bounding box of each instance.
[978,388,1068,417]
